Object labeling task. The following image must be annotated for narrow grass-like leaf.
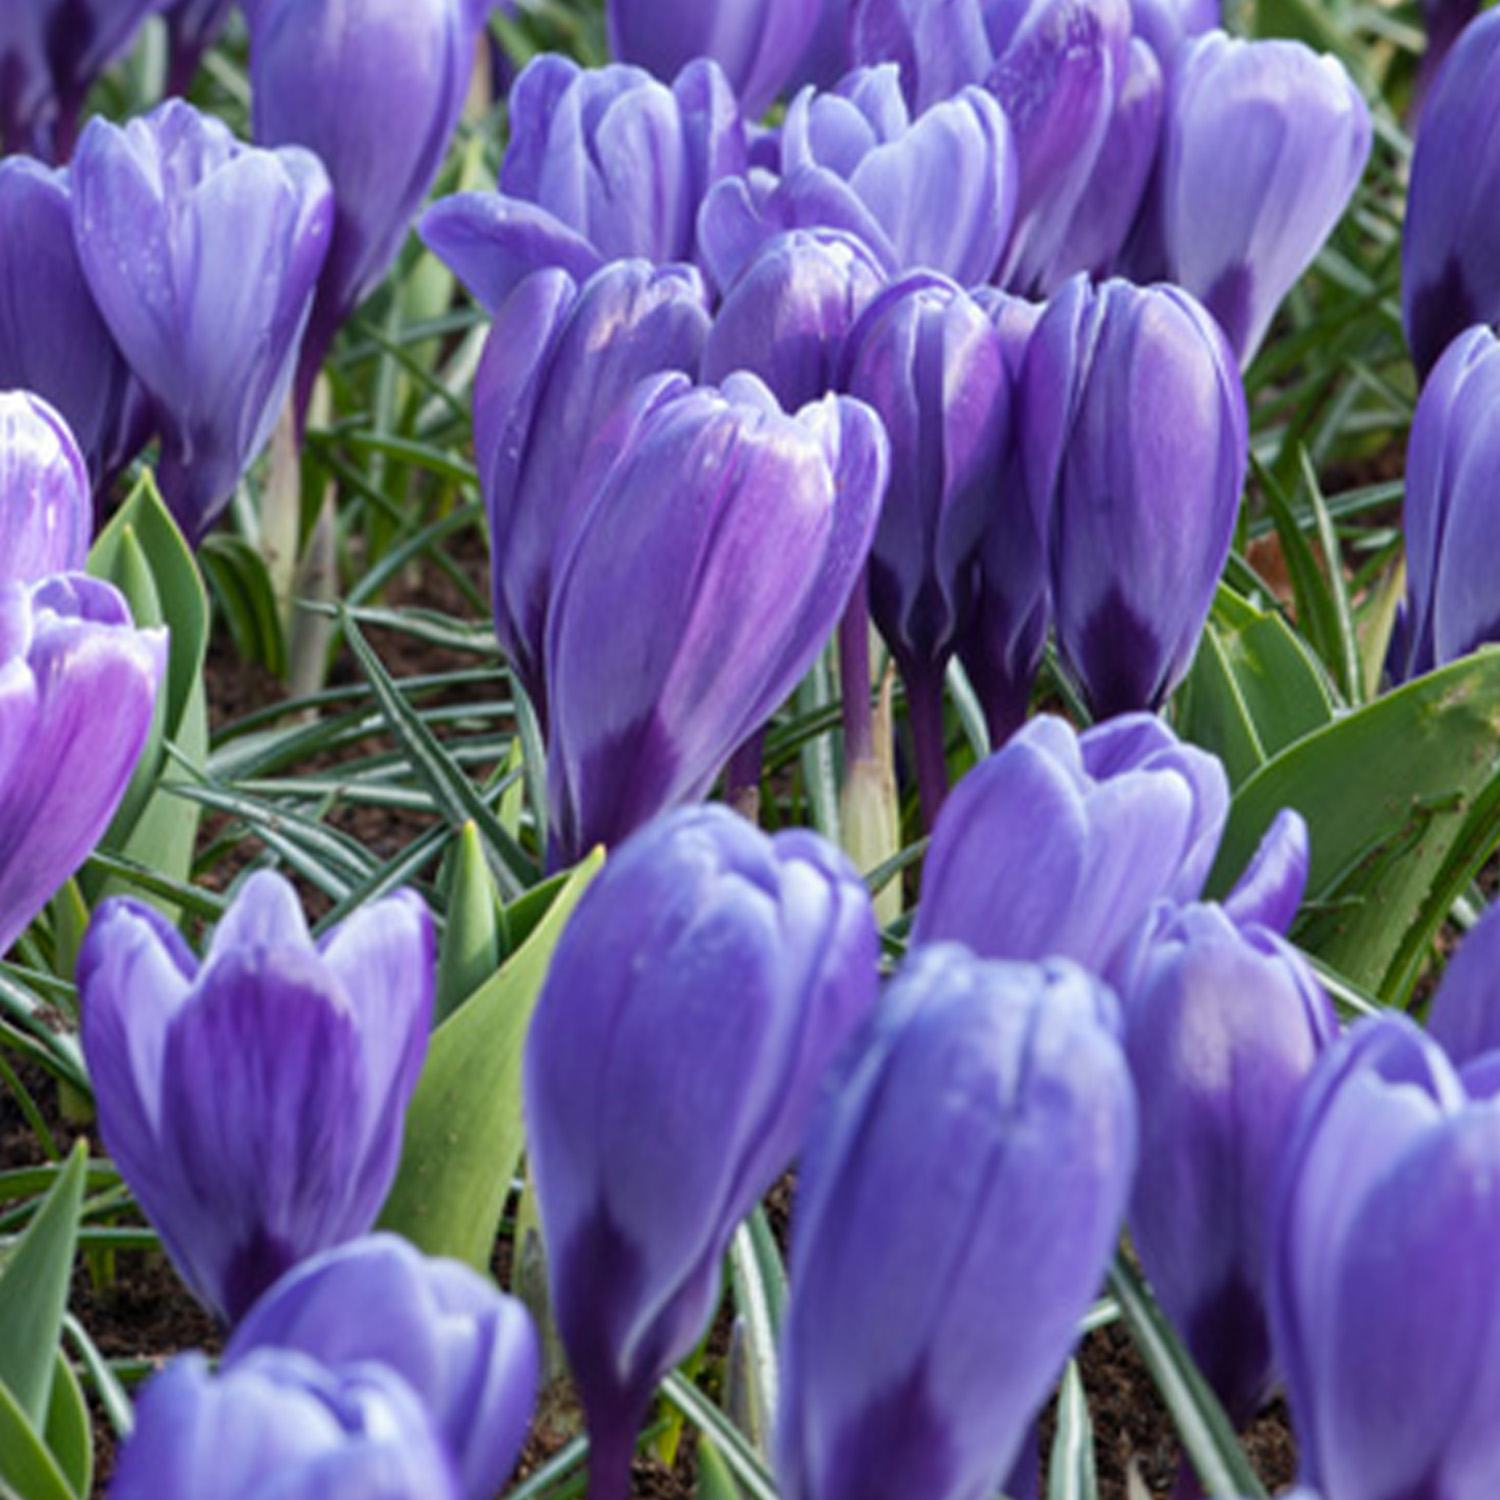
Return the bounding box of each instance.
[661,1372,781,1500]
[1047,1362,1099,1500]
[63,1317,132,1441]
[1108,1256,1266,1500]
[344,609,536,898]
[1299,448,1363,704]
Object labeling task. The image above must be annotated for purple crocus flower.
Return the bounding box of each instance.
[1414,0,1481,117]
[1047,35,1162,286]
[1024,275,1247,717]
[911,712,1229,986]
[847,0,995,111]
[543,372,886,867]
[0,159,140,487]
[0,1,164,159]
[0,393,94,587]
[1128,0,1218,69]
[421,55,746,312]
[607,0,821,116]
[79,871,435,1324]
[225,1235,538,1500]
[0,394,166,953]
[840,271,1011,817]
[1270,1014,1500,1500]
[699,65,1016,290]
[1124,902,1336,1428]
[953,286,1048,744]
[1423,900,1500,1069]
[1389,325,1500,680]
[702,227,888,410]
[1134,33,1370,365]
[473,260,711,725]
[162,0,238,94]
[71,100,333,543]
[524,806,880,1500]
[1402,8,1500,379]
[110,1350,461,1500]
[249,0,486,417]
[777,943,1136,1500]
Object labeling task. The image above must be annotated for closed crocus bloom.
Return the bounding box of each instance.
[703,228,887,410]
[954,286,1048,743]
[699,65,1015,290]
[1423,900,1500,1069]
[474,261,711,723]
[0,572,165,957]
[1403,9,1500,379]
[848,0,994,110]
[1390,326,1500,680]
[111,1350,460,1500]
[0,161,137,486]
[1129,0,1218,69]
[544,373,886,866]
[79,871,435,1324]
[72,101,333,543]
[525,805,880,1500]
[0,1,163,158]
[0,393,92,586]
[912,713,1229,985]
[841,272,1009,815]
[421,56,746,313]
[1415,0,1481,116]
[1026,275,1247,716]
[1270,1015,1500,1500]
[226,1236,538,1500]
[991,0,1134,294]
[778,943,1136,1500]
[250,0,485,415]
[1146,33,1370,365]
[1047,35,1162,286]
[608,0,820,116]
[1124,903,1336,1427]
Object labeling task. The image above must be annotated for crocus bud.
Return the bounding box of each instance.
[700,65,1016,289]
[1389,325,1500,680]
[1414,0,1481,116]
[991,0,1134,294]
[841,272,1011,814]
[955,287,1048,744]
[777,943,1136,1500]
[1402,8,1500,379]
[474,261,711,722]
[0,570,166,957]
[1143,33,1370,364]
[79,871,435,1323]
[225,1235,538,1500]
[703,228,888,410]
[0,161,138,487]
[1024,275,1247,716]
[1047,35,1163,286]
[0,393,93,587]
[110,1350,461,1500]
[524,805,880,1500]
[421,56,747,312]
[1129,0,1219,71]
[71,101,333,542]
[0,1,163,159]
[250,0,486,416]
[1124,904,1336,1426]
[1423,900,1500,1069]
[912,713,1229,985]
[608,0,820,116]
[543,372,886,866]
[1271,1015,1500,1499]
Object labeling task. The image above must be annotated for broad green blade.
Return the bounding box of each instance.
[1206,649,1500,1002]
[378,851,602,1268]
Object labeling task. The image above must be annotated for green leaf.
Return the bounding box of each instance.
[0,1376,76,1500]
[660,1373,780,1500]
[199,534,288,677]
[1109,1256,1266,1500]
[0,1141,87,1426]
[435,821,506,1025]
[1205,650,1500,1003]
[1176,586,1337,786]
[42,1355,90,1500]
[1047,1362,1099,1500]
[343,609,537,900]
[696,1434,745,1500]
[378,850,603,1267]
